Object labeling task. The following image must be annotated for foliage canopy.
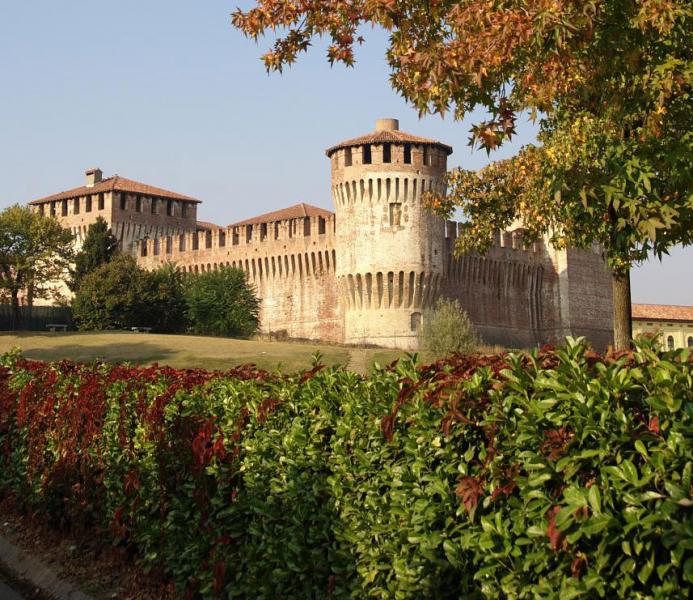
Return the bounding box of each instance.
[0,204,74,326]
[233,0,693,348]
[184,266,260,338]
[70,217,119,291]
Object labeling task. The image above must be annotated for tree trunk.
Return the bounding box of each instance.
[10,290,22,331]
[612,269,632,351]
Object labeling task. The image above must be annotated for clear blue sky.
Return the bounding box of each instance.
[0,1,689,305]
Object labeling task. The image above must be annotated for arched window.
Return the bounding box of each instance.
[411,312,422,332]
[667,335,675,350]
[688,336,693,348]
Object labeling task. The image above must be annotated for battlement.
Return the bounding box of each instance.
[444,221,544,255]
[137,213,336,259]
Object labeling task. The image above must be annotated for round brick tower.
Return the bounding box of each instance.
[326,118,453,349]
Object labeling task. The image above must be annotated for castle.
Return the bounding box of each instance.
[29,119,614,350]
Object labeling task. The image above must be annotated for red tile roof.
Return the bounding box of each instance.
[632,304,693,322]
[29,175,200,204]
[231,203,333,226]
[196,221,224,231]
[326,128,453,157]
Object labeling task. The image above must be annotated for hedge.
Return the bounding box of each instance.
[0,339,690,598]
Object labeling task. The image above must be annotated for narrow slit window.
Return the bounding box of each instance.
[98,193,105,210]
[135,196,142,212]
[73,198,80,215]
[344,147,352,167]
[383,143,391,163]
[120,194,127,211]
[403,144,411,164]
[85,196,92,212]
[389,202,402,227]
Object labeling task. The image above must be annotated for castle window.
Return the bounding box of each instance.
[403,144,412,164]
[61,199,68,216]
[151,198,157,214]
[688,336,693,347]
[423,146,430,166]
[274,222,280,239]
[182,203,188,218]
[38,203,45,216]
[261,223,267,241]
[363,144,372,164]
[73,198,80,215]
[318,216,326,234]
[120,194,127,211]
[383,143,391,163]
[85,196,92,212]
[167,200,173,216]
[219,231,226,247]
[50,202,56,217]
[246,225,253,242]
[389,202,402,227]
[304,217,311,236]
[135,196,142,212]
[667,335,675,350]
[205,231,212,248]
[98,193,105,210]
[411,312,422,332]
[344,147,352,167]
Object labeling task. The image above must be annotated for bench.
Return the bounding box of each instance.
[46,324,68,332]
[130,326,153,333]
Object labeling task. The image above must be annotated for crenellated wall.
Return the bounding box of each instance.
[137,214,342,342]
[441,223,557,348]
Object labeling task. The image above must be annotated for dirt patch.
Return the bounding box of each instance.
[0,499,176,600]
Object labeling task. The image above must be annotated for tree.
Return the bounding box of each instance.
[0,204,74,328]
[185,267,260,338]
[422,297,478,357]
[73,254,149,330]
[141,262,188,333]
[233,1,692,349]
[70,217,119,291]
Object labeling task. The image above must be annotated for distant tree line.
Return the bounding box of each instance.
[71,218,260,337]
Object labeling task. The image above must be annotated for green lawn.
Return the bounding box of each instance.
[0,331,408,374]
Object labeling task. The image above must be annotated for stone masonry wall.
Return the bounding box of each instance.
[137,214,342,343]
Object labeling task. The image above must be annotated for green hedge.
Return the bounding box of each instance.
[0,339,690,598]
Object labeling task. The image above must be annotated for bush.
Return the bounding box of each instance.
[0,339,691,598]
[184,266,260,337]
[142,262,188,333]
[69,217,119,292]
[422,297,479,356]
[73,258,188,332]
[72,254,150,330]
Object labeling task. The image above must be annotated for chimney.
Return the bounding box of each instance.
[85,167,103,188]
[375,118,399,132]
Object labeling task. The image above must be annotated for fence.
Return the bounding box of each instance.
[0,305,73,332]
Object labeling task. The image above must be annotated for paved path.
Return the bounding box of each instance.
[0,571,25,599]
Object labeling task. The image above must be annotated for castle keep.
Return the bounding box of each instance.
[29,119,614,349]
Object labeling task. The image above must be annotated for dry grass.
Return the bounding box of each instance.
[0,332,507,374]
[0,332,414,374]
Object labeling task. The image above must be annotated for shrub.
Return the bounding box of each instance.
[72,254,149,330]
[422,297,479,356]
[184,266,260,337]
[0,339,690,598]
[69,217,119,291]
[141,262,188,333]
[73,257,187,332]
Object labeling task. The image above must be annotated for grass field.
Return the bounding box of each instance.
[0,332,411,374]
